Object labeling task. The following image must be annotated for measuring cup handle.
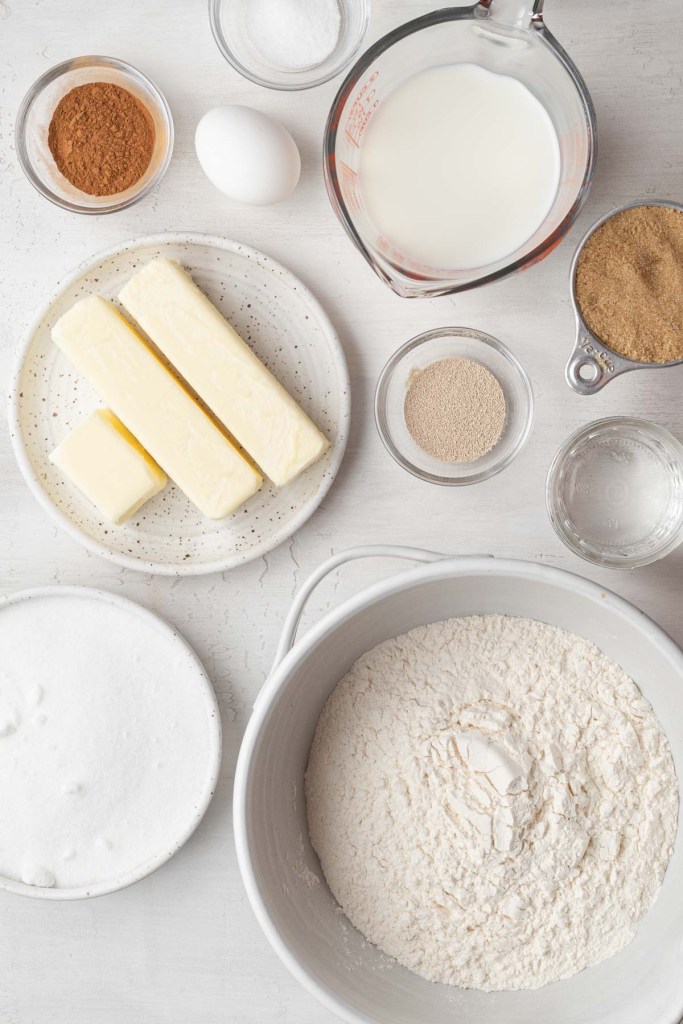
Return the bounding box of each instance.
[565,340,611,395]
[476,0,545,30]
[565,331,634,395]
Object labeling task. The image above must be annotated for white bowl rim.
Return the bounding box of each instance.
[233,554,683,1024]
[0,583,222,900]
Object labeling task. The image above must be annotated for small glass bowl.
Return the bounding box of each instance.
[209,0,371,91]
[375,328,534,486]
[16,56,174,215]
[547,417,683,568]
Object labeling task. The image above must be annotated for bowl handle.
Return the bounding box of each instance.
[271,545,451,672]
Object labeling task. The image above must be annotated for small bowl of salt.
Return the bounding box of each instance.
[375,327,534,486]
[209,0,370,91]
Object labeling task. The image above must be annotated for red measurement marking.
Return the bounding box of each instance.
[376,234,416,268]
[339,162,362,214]
[345,71,380,148]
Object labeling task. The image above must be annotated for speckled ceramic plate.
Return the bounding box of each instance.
[8,234,350,575]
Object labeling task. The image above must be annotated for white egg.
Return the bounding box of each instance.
[195,106,301,206]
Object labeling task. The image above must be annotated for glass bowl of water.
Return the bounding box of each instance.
[547,417,683,568]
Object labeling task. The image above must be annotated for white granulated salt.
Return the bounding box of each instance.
[305,614,679,991]
[245,0,341,71]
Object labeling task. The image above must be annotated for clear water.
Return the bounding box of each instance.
[560,434,683,558]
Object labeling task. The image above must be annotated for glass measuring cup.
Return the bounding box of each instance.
[324,0,596,298]
[566,199,683,395]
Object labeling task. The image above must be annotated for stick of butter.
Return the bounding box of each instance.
[50,409,167,524]
[119,259,330,487]
[52,296,263,519]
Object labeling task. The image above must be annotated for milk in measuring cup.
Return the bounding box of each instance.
[359,63,561,270]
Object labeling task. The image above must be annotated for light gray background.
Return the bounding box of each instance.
[1,1,682,1021]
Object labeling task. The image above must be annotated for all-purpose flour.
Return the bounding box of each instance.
[305,615,678,990]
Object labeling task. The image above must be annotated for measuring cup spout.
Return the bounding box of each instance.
[476,0,544,30]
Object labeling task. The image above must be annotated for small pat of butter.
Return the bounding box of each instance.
[119,258,330,487]
[50,409,167,525]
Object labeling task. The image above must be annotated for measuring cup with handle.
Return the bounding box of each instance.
[324,0,596,298]
[565,199,683,395]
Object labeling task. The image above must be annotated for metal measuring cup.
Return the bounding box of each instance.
[566,199,683,395]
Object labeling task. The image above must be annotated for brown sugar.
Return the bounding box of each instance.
[48,82,155,197]
[575,204,683,364]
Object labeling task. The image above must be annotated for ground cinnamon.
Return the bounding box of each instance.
[575,204,683,363]
[48,82,155,197]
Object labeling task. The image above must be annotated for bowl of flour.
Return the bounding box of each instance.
[234,549,683,1024]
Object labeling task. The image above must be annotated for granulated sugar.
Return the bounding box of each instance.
[245,0,341,71]
[404,357,506,462]
[0,593,216,890]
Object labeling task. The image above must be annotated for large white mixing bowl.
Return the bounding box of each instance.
[234,546,683,1024]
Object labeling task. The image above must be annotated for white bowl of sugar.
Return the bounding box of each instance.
[0,586,221,899]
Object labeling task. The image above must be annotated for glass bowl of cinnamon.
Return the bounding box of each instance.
[16,56,174,214]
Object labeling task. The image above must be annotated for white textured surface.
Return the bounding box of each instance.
[1,1,683,1021]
